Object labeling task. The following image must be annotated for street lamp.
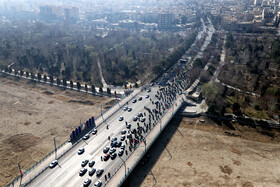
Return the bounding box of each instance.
[120,157,126,177]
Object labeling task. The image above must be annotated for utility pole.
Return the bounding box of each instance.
[120,157,126,177]
[54,137,57,160]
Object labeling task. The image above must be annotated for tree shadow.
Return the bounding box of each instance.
[122,116,184,187]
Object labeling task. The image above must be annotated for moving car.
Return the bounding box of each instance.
[109,147,116,154]
[127,107,132,112]
[118,149,124,156]
[120,144,125,150]
[133,116,138,121]
[49,160,58,169]
[81,159,89,167]
[119,116,124,121]
[110,152,117,160]
[123,106,128,111]
[126,123,131,129]
[138,96,142,101]
[94,180,102,187]
[120,135,126,141]
[78,148,85,155]
[132,99,137,103]
[83,178,91,187]
[89,168,96,176]
[145,94,149,98]
[89,160,95,167]
[96,168,104,177]
[79,168,87,176]
[82,134,90,140]
[104,154,110,161]
[147,89,151,92]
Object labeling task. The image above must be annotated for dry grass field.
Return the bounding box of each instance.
[126,116,280,187]
[0,75,116,186]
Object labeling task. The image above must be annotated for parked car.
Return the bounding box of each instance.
[83,178,91,187]
[121,129,127,134]
[123,106,128,111]
[78,148,85,155]
[138,96,142,101]
[109,147,116,154]
[132,99,137,103]
[79,168,87,176]
[127,107,132,112]
[120,144,126,150]
[89,168,96,176]
[89,161,95,167]
[94,180,102,187]
[96,168,104,177]
[118,149,124,156]
[81,159,89,167]
[110,152,117,160]
[140,117,146,122]
[126,123,131,129]
[104,154,110,161]
[49,160,58,169]
[138,112,143,117]
[120,135,126,141]
[133,116,138,121]
[145,94,149,98]
[103,146,110,154]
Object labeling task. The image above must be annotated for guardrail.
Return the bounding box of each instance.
[104,96,184,186]
[6,89,141,187]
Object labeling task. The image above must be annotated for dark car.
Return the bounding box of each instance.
[121,129,127,135]
[110,152,117,160]
[89,161,95,167]
[140,117,146,122]
[126,123,131,129]
[49,160,58,169]
[109,147,116,154]
[79,168,87,176]
[119,116,124,121]
[83,178,91,187]
[120,135,125,141]
[133,116,138,121]
[127,107,132,112]
[138,96,142,101]
[94,180,102,187]
[96,168,104,177]
[123,106,128,111]
[81,159,89,167]
[82,134,90,140]
[138,112,143,117]
[132,99,137,103]
[104,154,110,161]
[78,148,85,155]
[92,129,97,135]
[120,144,126,150]
[118,149,124,157]
[127,134,132,139]
[103,146,110,154]
[89,168,96,176]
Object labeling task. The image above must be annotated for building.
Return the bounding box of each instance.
[158,13,173,30]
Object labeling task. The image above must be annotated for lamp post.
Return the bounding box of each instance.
[54,137,57,160]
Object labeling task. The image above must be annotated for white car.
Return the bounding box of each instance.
[49,160,58,168]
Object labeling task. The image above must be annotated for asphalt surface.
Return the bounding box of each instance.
[27,88,159,187]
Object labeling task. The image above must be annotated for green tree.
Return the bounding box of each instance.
[202,82,218,102]
[50,76,54,84]
[57,78,60,85]
[44,75,47,82]
[77,82,81,90]
[99,87,103,93]
[107,87,111,95]
[85,84,88,92]
[91,85,95,93]
[63,78,67,87]
[37,73,41,81]
[70,80,73,89]
[26,71,29,78]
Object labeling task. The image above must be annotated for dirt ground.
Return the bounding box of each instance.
[125,116,280,187]
[0,75,117,186]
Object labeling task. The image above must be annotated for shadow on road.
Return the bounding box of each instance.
[121,115,184,187]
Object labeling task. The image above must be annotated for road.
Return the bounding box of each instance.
[27,88,159,187]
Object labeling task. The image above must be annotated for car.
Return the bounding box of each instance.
[120,144,126,150]
[89,168,96,176]
[78,148,85,155]
[138,96,142,101]
[116,141,122,147]
[89,160,95,167]
[126,123,131,129]
[121,129,127,135]
[140,117,146,122]
[119,116,124,121]
[109,147,116,154]
[131,129,137,134]
[110,152,117,159]
[111,137,117,142]
[123,106,128,111]
[83,134,90,140]
[150,83,154,86]
[92,128,97,135]
[79,168,87,176]
[147,89,151,92]
[127,107,132,112]
[81,159,89,167]
[138,112,143,117]
[103,146,110,154]
[127,133,132,139]
[94,180,102,187]
[133,116,138,121]
[118,149,124,156]
[83,178,91,187]
[96,168,104,177]
[145,94,149,98]
[104,154,110,161]
[120,135,126,141]
[132,99,137,103]
[49,160,58,169]
[111,141,118,147]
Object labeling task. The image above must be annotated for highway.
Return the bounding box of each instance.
[27,88,160,187]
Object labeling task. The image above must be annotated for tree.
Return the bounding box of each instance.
[57,78,60,85]
[77,82,81,90]
[202,82,218,102]
[37,73,41,81]
[135,82,138,88]
[85,84,88,92]
[232,102,241,115]
[50,76,54,84]
[70,80,73,89]
[20,70,24,76]
[114,91,117,97]
[31,72,35,80]
[107,87,111,95]
[44,75,47,82]
[63,78,67,87]
[26,71,29,78]
[99,87,103,93]
[91,85,95,93]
